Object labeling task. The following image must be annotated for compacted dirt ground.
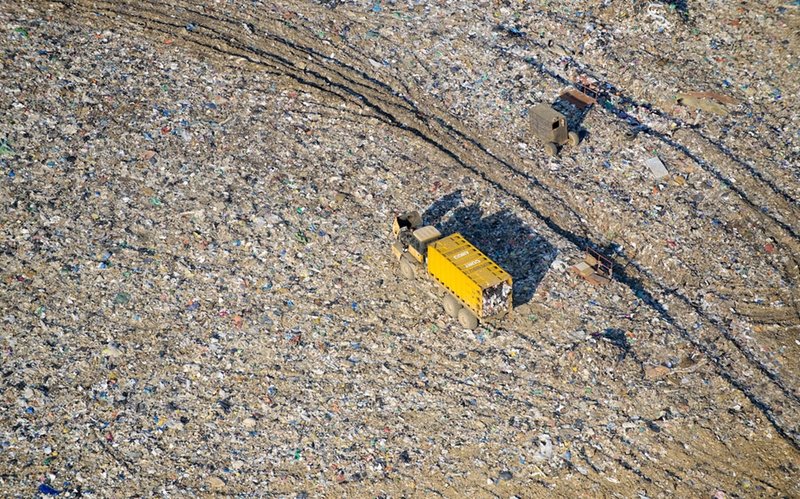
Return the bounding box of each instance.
[1,1,798,497]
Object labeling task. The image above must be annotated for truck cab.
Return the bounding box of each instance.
[391,211,441,266]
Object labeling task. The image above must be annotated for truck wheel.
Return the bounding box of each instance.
[443,295,461,318]
[545,142,558,157]
[568,131,580,147]
[400,259,415,279]
[458,309,478,329]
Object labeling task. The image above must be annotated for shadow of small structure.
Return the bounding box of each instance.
[551,89,594,141]
[592,328,633,361]
[423,191,557,307]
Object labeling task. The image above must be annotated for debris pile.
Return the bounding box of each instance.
[1,0,798,496]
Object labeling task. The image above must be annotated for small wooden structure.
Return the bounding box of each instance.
[570,248,613,286]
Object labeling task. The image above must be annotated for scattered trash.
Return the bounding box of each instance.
[37,484,61,496]
[644,364,671,380]
[1,1,797,496]
[645,156,669,180]
[207,477,226,491]
[0,139,14,156]
[676,92,737,116]
[532,434,554,462]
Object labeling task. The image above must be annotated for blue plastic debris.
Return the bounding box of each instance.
[38,484,61,495]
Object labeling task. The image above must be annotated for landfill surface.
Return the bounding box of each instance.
[1,1,799,497]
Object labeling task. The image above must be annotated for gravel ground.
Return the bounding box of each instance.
[1,1,799,497]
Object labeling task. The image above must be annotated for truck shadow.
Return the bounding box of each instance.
[423,191,557,307]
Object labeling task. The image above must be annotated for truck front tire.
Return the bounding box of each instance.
[400,259,415,279]
[568,131,580,147]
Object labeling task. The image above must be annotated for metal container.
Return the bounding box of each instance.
[427,233,512,319]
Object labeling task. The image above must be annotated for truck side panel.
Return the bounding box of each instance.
[427,233,512,318]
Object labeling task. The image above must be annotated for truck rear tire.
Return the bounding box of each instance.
[545,142,558,157]
[400,259,415,279]
[458,309,478,329]
[443,295,461,318]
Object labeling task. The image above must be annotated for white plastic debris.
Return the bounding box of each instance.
[645,156,669,180]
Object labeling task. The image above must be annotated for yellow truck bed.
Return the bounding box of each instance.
[427,233,512,319]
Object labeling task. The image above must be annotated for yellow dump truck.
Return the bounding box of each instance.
[391,211,512,329]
